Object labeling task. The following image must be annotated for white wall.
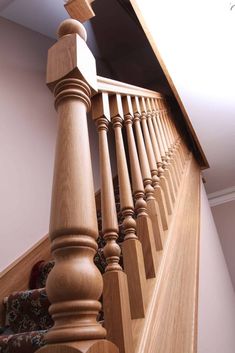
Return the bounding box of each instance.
[198,183,235,353]
[0,18,112,271]
[0,17,57,271]
[211,200,235,290]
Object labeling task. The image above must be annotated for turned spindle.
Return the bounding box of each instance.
[38,19,118,353]
[132,96,164,253]
[155,99,177,201]
[109,94,146,319]
[150,98,173,216]
[92,92,134,353]
[161,99,183,175]
[158,99,180,188]
[166,104,187,168]
[153,99,176,205]
[144,97,169,231]
[122,95,157,279]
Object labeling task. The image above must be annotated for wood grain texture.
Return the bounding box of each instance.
[110,95,146,320]
[123,102,157,279]
[37,339,119,353]
[103,271,134,353]
[97,76,163,99]
[0,234,51,326]
[45,20,108,347]
[64,0,95,23]
[134,156,200,353]
[93,96,133,353]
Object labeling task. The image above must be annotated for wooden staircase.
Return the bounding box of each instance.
[0,1,207,353]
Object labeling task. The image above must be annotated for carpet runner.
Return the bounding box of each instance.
[0,185,125,353]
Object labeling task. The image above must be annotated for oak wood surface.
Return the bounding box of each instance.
[122,98,157,279]
[97,76,163,99]
[37,339,119,353]
[132,156,200,353]
[103,271,134,353]
[44,20,110,349]
[92,94,134,353]
[64,0,95,23]
[109,94,146,319]
[132,97,164,251]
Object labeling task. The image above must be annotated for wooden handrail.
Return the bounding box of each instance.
[97,76,164,99]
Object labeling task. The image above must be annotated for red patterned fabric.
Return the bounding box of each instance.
[0,330,46,353]
[6,289,53,333]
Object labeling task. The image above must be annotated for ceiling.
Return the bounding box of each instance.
[1,0,234,195]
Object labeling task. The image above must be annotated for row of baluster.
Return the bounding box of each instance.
[91,91,189,352]
[43,17,189,353]
[43,76,189,353]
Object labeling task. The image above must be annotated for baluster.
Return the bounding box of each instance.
[122,95,157,279]
[150,98,173,215]
[158,99,181,187]
[92,92,134,353]
[153,99,176,205]
[132,96,164,252]
[145,98,169,231]
[138,97,167,238]
[156,98,178,197]
[109,93,146,319]
[39,19,118,353]
[170,110,189,164]
[161,100,184,175]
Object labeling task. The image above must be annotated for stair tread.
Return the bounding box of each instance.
[0,329,47,353]
[1,183,121,351]
[5,288,53,334]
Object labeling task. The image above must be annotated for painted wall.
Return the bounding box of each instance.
[211,200,235,290]
[0,17,56,271]
[198,183,235,353]
[0,17,114,271]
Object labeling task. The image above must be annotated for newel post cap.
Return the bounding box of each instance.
[46,19,97,94]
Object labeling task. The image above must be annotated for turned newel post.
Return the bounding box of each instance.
[38,19,118,353]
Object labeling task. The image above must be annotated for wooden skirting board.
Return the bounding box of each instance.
[0,234,51,326]
[132,156,200,353]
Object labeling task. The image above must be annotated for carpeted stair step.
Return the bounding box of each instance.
[0,330,47,353]
[5,289,53,334]
[0,183,124,352]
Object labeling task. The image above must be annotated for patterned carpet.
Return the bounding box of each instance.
[0,185,125,353]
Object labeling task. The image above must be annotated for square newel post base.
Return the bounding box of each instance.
[136,214,157,279]
[103,271,134,353]
[122,238,146,319]
[36,340,119,353]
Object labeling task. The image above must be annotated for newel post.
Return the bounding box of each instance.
[37,19,118,353]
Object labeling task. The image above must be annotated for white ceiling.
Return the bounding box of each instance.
[1,0,235,194]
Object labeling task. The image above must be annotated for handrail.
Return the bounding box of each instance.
[97,75,164,99]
